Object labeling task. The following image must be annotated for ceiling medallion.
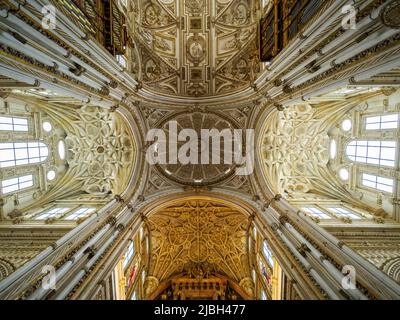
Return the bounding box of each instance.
[187,35,206,65]
[381,0,400,29]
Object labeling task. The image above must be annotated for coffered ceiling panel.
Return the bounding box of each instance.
[130,0,261,98]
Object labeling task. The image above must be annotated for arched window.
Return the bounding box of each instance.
[262,240,274,267]
[0,141,49,168]
[346,140,396,167]
[123,241,135,269]
[258,257,272,288]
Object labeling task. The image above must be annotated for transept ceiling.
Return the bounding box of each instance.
[130,0,261,98]
[257,89,396,219]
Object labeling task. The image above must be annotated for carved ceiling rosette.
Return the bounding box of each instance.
[381,0,400,29]
[65,106,135,195]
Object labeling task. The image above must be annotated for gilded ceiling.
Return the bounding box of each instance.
[130,0,261,97]
[145,200,252,293]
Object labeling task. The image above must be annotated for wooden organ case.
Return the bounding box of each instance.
[57,0,127,56]
[260,0,325,62]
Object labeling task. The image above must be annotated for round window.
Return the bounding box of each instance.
[47,170,56,181]
[341,119,352,132]
[42,122,52,132]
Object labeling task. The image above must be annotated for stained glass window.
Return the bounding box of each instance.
[262,240,274,267]
[123,241,135,269]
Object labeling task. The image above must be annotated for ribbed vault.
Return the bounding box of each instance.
[144,197,253,297]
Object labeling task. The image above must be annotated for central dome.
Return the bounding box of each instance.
[157,111,237,186]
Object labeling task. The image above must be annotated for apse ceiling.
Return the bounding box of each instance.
[146,199,252,287]
[130,0,261,98]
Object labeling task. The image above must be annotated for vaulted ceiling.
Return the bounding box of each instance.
[130,0,261,98]
[146,199,252,286]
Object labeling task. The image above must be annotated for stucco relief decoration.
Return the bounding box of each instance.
[261,104,330,195]
[65,106,135,195]
[185,0,205,14]
[143,3,175,27]
[146,200,251,284]
[187,35,206,65]
[220,0,250,25]
[130,0,260,97]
